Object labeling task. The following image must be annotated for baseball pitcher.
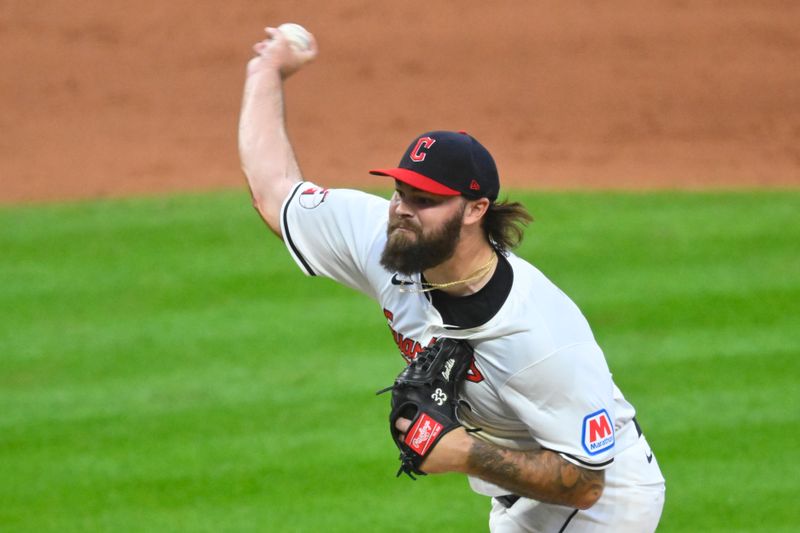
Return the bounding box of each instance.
[239,25,665,532]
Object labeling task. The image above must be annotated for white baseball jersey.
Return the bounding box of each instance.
[280,182,665,532]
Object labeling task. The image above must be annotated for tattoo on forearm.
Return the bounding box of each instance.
[467,440,604,507]
[469,439,521,480]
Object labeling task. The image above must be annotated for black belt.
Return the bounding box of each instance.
[496,417,644,510]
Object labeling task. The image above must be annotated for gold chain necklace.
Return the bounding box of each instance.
[399,253,498,294]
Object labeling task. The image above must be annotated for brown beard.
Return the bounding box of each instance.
[380,205,465,275]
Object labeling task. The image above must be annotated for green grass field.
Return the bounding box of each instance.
[1,189,798,532]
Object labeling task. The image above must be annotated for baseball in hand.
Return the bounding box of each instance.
[278,23,313,52]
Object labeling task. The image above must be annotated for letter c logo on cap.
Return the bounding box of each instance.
[410,137,436,162]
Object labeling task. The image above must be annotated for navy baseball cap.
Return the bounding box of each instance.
[370,130,499,201]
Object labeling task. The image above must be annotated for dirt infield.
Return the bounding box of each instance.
[1,1,798,203]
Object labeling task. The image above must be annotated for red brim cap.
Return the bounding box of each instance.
[369,168,461,196]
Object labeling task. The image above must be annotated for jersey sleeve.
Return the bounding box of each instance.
[498,342,619,469]
[279,181,388,297]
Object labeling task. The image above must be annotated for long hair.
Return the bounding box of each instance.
[482,199,533,253]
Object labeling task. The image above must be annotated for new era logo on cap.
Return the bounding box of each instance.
[370,130,499,200]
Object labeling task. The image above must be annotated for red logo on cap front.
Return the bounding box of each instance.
[409,137,436,162]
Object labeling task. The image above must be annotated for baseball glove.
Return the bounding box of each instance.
[377,337,474,479]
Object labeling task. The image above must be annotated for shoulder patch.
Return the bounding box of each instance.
[299,187,329,209]
[582,409,615,455]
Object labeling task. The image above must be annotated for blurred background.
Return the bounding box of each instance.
[2,3,799,532]
[1,0,799,203]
